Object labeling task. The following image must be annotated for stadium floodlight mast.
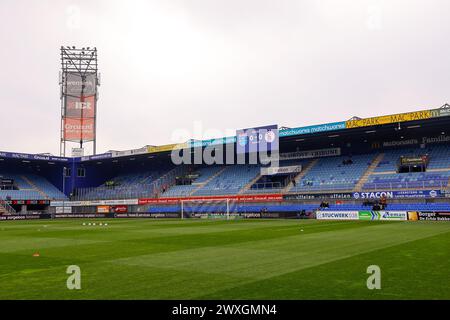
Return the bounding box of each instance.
[59,46,100,157]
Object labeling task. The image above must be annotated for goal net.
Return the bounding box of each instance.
[180,198,245,220]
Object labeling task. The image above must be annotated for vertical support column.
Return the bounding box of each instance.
[181,200,184,220]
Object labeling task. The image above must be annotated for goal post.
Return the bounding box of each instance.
[180,198,243,220]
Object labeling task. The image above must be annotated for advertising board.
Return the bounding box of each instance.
[417,212,450,221]
[316,211,359,220]
[316,211,408,221]
[346,110,432,129]
[353,190,443,200]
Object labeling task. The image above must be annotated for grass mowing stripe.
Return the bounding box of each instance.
[199,230,450,300]
[0,219,449,299]
[111,222,449,281]
[1,220,374,267]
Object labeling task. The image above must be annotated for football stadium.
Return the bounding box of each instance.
[1,101,450,300]
[1,1,450,312]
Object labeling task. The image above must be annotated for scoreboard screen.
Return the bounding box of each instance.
[236,125,279,154]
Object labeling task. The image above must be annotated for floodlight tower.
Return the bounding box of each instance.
[59,46,100,157]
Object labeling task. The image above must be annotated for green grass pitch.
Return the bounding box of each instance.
[0,219,449,300]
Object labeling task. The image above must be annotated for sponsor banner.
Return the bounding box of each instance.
[112,205,128,213]
[279,122,346,137]
[400,155,428,166]
[284,193,353,200]
[0,151,70,162]
[71,148,84,157]
[97,205,110,214]
[381,211,408,220]
[346,110,432,129]
[115,213,179,219]
[63,118,95,142]
[316,211,359,220]
[421,135,450,145]
[316,211,408,221]
[261,165,302,176]
[55,206,72,214]
[374,135,450,149]
[192,213,239,219]
[407,211,419,221]
[54,214,105,219]
[138,194,284,205]
[7,200,50,205]
[110,146,148,158]
[0,215,42,221]
[50,199,138,207]
[139,198,180,205]
[236,125,279,154]
[417,211,450,221]
[147,144,181,154]
[353,190,442,200]
[358,211,408,221]
[188,137,236,148]
[65,95,95,118]
[0,178,14,185]
[64,73,97,97]
[241,213,262,219]
[280,148,341,160]
[430,106,450,118]
[80,153,112,162]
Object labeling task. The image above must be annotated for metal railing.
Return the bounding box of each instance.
[69,173,450,201]
[360,181,448,191]
[0,197,16,215]
[247,182,286,192]
[72,184,157,201]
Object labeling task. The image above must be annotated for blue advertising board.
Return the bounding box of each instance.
[186,121,346,150]
[0,151,70,162]
[79,153,113,162]
[188,136,236,148]
[279,122,346,137]
[353,190,443,199]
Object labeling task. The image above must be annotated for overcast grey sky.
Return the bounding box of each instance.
[0,0,449,155]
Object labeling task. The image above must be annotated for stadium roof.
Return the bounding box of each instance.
[0,104,449,163]
[108,103,450,156]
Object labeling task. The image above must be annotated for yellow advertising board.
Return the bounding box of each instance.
[147,143,187,154]
[346,110,433,129]
[407,211,419,221]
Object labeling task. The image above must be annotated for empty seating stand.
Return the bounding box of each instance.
[193,165,260,196]
[79,169,173,200]
[163,166,223,197]
[0,172,67,200]
[364,145,450,190]
[289,154,376,192]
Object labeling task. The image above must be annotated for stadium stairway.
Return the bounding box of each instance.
[283,159,319,193]
[0,200,15,214]
[190,167,227,196]
[238,171,263,194]
[353,153,385,192]
[155,166,188,195]
[21,175,48,199]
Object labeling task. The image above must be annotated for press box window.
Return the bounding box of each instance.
[63,168,72,177]
[77,168,86,177]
